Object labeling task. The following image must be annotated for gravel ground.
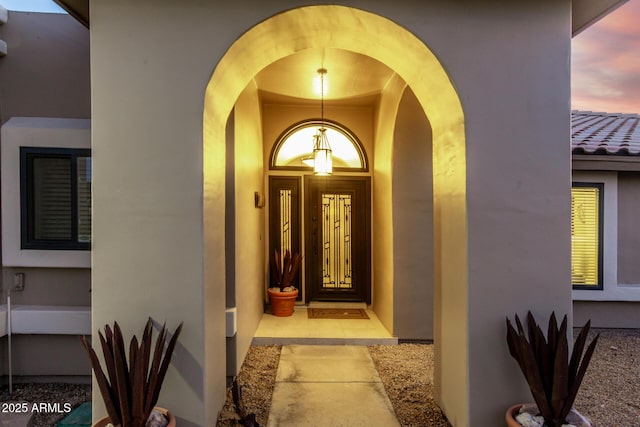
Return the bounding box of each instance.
[368,343,451,427]
[217,345,282,426]
[574,328,640,427]
[0,383,90,427]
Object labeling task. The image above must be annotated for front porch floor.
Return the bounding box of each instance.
[253,304,397,345]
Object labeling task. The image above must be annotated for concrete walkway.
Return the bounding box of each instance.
[267,345,400,427]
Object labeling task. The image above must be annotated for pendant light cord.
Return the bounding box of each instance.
[321,70,324,124]
[318,68,327,127]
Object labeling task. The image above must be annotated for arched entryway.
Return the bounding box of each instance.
[203,4,467,423]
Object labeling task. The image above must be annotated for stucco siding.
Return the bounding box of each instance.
[392,87,434,340]
[456,1,573,424]
[7,335,90,377]
[372,74,406,335]
[0,12,91,379]
[2,268,90,306]
[0,269,91,377]
[232,82,265,376]
[0,12,90,123]
[91,1,573,425]
[617,172,640,284]
[91,0,216,423]
[574,300,640,328]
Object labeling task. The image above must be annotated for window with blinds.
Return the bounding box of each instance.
[571,183,603,289]
[20,147,92,250]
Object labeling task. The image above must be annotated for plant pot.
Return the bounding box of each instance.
[505,404,523,427]
[92,407,176,427]
[268,288,299,317]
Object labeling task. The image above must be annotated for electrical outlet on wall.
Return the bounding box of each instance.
[13,273,25,291]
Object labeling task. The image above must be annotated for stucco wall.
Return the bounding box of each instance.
[617,172,640,284]
[574,300,640,328]
[0,11,91,379]
[392,88,434,340]
[0,11,90,123]
[372,74,406,334]
[2,268,90,305]
[9,335,90,377]
[232,82,265,375]
[91,1,573,425]
[91,1,218,424]
[457,1,573,421]
[0,267,90,377]
[0,341,4,382]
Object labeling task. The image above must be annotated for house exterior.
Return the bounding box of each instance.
[0,1,633,426]
[571,111,640,328]
[0,7,91,381]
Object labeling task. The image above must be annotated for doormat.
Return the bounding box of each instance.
[308,308,369,319]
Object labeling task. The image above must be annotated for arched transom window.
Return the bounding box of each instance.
[271,120,367,171]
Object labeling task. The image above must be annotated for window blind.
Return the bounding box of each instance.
[33,157,72,240]
[571,186,600,286]
[77,157,92,243]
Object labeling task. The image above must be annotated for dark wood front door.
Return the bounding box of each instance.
[305,176,371,303]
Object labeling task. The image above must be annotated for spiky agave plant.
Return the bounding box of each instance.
[231,377,260,427]
[506,312,599,427]
[271,249,302,291]
[81,318,183,427]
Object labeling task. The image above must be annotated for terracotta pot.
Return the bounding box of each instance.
[505,404,523,427]
[268,288,299,317]
[92,407,176,427]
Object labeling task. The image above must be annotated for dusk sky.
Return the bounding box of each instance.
[572,0,640,114]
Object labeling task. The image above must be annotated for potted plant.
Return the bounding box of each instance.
[505,311,599,427]
[267,249,301,317]
[81,318,183,427]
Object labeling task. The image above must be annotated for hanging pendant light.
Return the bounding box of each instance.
[313,68,332,175]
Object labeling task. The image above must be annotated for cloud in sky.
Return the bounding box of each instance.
[572,1,640,114]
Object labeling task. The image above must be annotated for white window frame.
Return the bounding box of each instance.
[1,117,91,268]
[572,171,640,301]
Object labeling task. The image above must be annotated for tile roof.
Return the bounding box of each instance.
[572,110,640,155]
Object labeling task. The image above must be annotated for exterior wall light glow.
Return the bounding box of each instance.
[313,68,332,175]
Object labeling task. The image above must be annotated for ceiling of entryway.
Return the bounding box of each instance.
[255,48,396,105]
